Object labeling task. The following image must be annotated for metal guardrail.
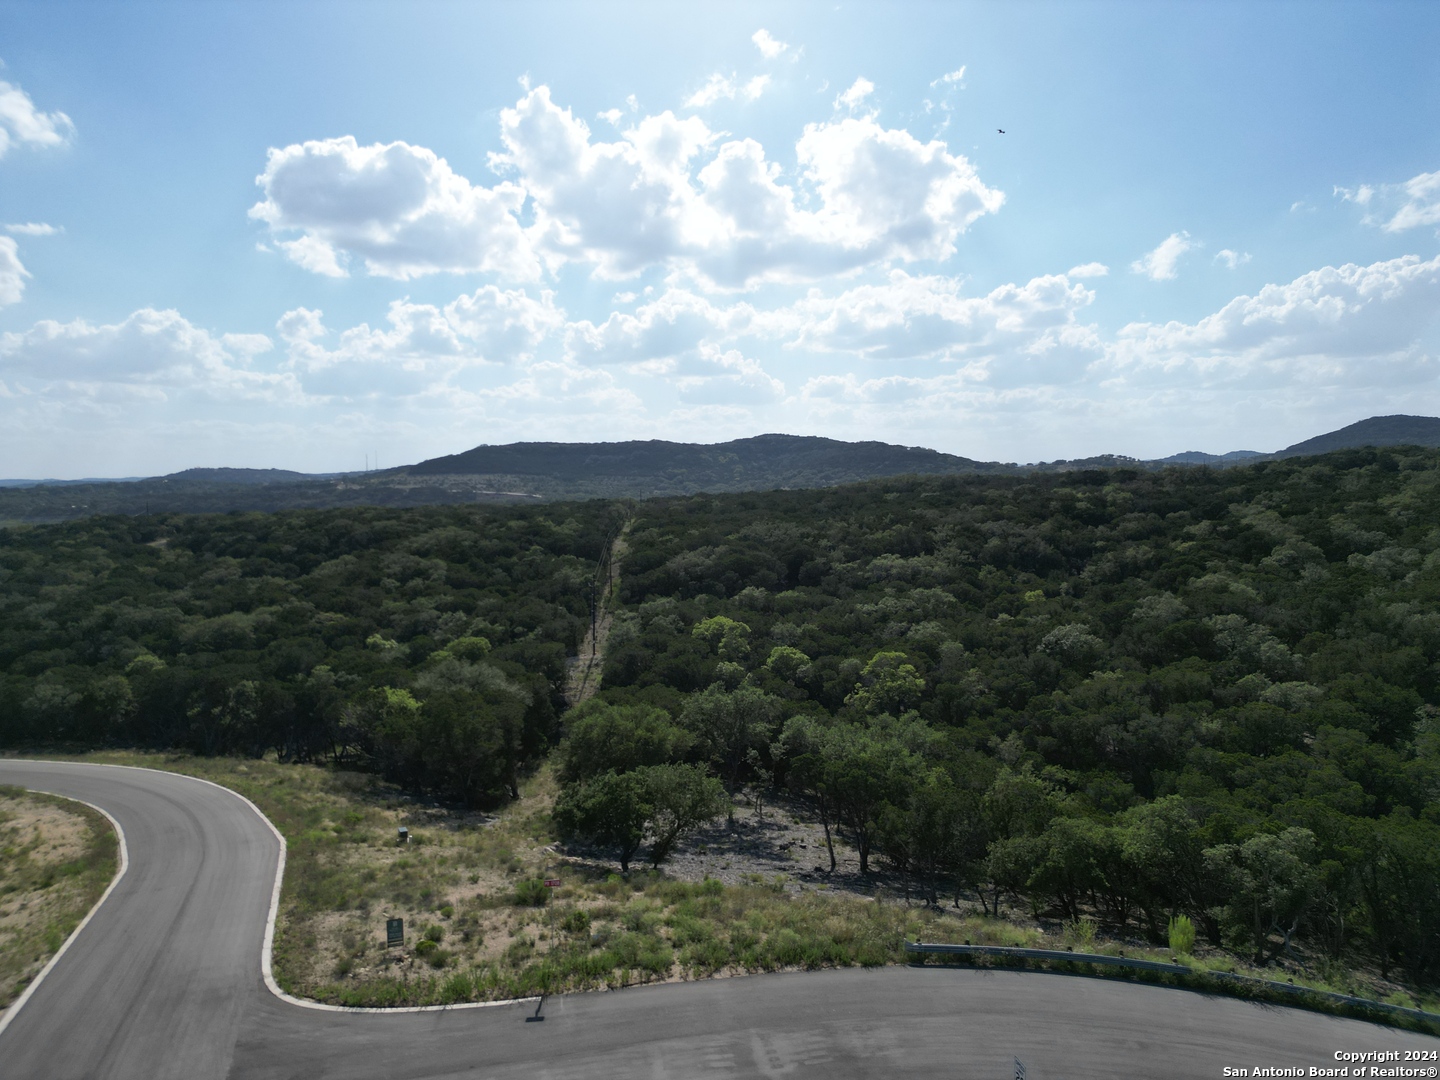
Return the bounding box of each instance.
[906,942,1187,975]
[905,942,1440,1026]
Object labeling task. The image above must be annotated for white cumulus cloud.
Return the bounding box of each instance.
[743,75,772,101]
[445,285,564,359]
[752,29,789,59]
[788,115,1001,259]
[762,270,1100,373]
[1111,254,1440,388]
[1131,232,1193,281]
[674,346,785,405]
[686,72,770,109]
[4,222,59,236]
[1383,169,1440,233]
[567,289,749,367]
[0,237,28,306]
[834,77,875,112]
[1334,183,1375,206]
[1334,169,1440,234]
[277,302,473,399]
[685,73,738,109]
[467,358,642,421]
[0,78,73,159]
[492,85,1003,289]
[279,286,563,395]
[781,255,1440,460]
[249,136,538,281]
[275,234,346,278]
[251,85,1004,292]
[1215,249,1251,269]
[11,249,1440,474]
[0,308,290,400]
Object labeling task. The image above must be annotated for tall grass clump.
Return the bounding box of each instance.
[1168,914,1196,956]
[1063,917,1097,950]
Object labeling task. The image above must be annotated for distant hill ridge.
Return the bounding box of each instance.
[1155,450,1265,465]
[1275,415,1440,457]
[4,415,1440,525]
[407,433,1007,485]
[162,467,318,486]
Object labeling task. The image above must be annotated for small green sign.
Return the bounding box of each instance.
[386,918,404,947]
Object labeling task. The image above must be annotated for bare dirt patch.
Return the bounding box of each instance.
[653,787,901,898]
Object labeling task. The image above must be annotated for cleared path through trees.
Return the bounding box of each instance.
[1,759,1434,1080]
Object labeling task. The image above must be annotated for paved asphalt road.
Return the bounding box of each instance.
[2,760,1437,1080]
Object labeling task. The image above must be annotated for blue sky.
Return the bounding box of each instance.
[1,0,1438,476]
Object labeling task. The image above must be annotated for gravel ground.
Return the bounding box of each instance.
[564,786,915,901]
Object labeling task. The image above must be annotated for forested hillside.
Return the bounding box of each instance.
[407,433,1009,492]
[576,447,1440,983]
[1278,415,1440,457]
[3,447,1439,986]
[0,468,543,526]
[0,503,623,804]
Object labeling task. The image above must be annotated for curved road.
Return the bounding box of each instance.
[2,760,1435,1080]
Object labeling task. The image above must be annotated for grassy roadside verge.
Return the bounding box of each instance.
[0,785,120,1011]
[27,751,1440,1028]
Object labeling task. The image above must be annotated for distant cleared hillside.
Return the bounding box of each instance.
[1276,415,1440,457]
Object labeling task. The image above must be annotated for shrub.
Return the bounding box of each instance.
[505,936,535,966]
[555,701,692,784]
[513,878,551,906]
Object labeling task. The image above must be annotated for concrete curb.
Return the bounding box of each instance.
[210,766,540,1015]
[0,791,129,1039]
[3,760,538,1016]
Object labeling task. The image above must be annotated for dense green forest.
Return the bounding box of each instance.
[0,503,622,803]
[578,447,1440,983]
[3,447,1439,986]
[0,469,542,526]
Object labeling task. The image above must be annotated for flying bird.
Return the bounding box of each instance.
[997,128,1006,134]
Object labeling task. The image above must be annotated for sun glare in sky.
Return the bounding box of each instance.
[0,1,1437,476]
